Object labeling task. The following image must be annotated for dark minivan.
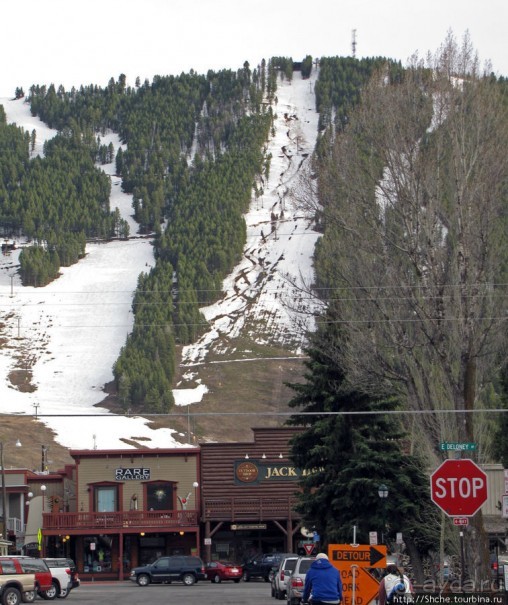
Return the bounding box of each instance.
[129,555,206,586]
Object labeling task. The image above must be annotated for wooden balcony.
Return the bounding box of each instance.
[203,497,300,521]
[42,509,198,531]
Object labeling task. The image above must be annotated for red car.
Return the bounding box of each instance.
[204,561,243,583]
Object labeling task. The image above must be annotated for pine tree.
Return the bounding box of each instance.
[287,312,439,582]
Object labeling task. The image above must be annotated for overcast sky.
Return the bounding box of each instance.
[2,0,506,97]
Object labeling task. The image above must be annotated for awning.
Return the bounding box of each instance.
[24,495,44,547]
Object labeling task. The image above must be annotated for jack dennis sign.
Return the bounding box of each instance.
[234,460,317,484]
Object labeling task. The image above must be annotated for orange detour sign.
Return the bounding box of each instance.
[328,544,387,569]
[337,566,379,605]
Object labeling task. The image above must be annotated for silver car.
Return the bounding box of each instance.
[286,556,315,605]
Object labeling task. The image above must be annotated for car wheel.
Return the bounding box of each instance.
[243,571,250,582]
[137,574,150,587]
[213,574,221,584]
[278,590,286,600]
[234,579,241,583]
[21,591,36,604]
[43,582,58,600]
[56,588,69,599]
[3,588,21,605]
[182,573,196,586]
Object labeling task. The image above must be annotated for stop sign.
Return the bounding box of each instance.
[430,459,488,517]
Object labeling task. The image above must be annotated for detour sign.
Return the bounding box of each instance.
[329,544,387,569]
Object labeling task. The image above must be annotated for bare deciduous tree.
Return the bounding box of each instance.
[310,33,507,582]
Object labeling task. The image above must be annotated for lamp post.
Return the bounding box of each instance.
[192,482,199,514]
[378,483,389,545]
[41,485,47,512]
[0,439,22,537]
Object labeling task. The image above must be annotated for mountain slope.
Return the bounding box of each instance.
[0,69,320,463]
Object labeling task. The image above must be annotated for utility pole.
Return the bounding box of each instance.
[352,29,357,58]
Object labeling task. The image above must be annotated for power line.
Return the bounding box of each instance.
[2,408,506,418]
[3,282,507,297]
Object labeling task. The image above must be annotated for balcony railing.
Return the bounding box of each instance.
[203,497,300,521]
[42,509,198,531]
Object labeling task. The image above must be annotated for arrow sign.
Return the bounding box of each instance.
[337,566,380,605]
[328,544,387,569]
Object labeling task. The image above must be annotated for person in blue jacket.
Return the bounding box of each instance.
[302,552,343,605]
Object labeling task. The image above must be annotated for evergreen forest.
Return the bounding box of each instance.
[1,55,391,413]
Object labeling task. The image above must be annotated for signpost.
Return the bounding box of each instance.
[430,459,488,517]
[328,543,384,605]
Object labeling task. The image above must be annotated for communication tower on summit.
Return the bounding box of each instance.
[352,29,357,58]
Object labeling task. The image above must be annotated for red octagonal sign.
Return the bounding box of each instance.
[430,459,488,517]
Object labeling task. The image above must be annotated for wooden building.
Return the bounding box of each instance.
[200,427,306,562]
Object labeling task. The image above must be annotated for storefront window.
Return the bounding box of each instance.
[146,481,174,511]
[83,536,113,573]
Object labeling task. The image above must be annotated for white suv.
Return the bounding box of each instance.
[271,556,299,600]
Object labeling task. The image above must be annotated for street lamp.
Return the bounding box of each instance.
[0,439,22,537]
[41,485,47,512]
[192,482,199,509]
[378,484,389,544]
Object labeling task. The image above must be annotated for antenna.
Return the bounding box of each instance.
[352,29,357,58]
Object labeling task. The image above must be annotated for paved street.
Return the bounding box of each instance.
[68,580,273,605]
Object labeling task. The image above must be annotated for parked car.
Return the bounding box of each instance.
[243,553,298,582]
[0,557,53,601]
[271,555,299,600]
[204,561,243,583]
[43,558,80,598]
[0,558,36,605]
[129,555,206,586]
[286,556,315,605]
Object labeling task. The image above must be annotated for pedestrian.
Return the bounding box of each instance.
[302,552,342,605]
[378,564,413,605]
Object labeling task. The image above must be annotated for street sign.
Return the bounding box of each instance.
[440,442,477,451]
[304,543,315,555]
[328,544,387,569]
[337,566,379,605]
[453,518,469,526]
[430,459,488,517]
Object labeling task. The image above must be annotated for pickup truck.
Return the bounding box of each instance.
[43,558,74,598]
